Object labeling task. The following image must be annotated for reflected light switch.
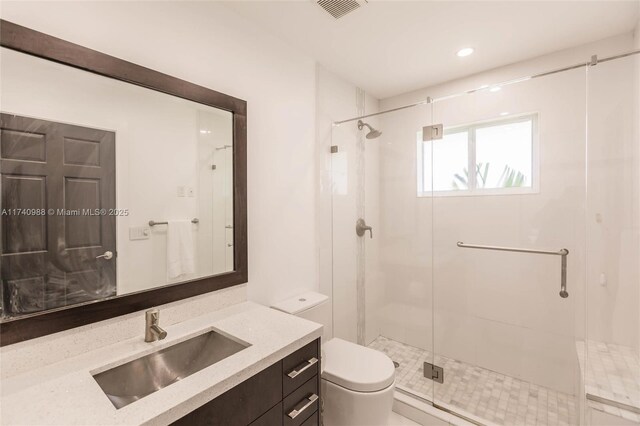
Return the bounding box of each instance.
[130,226,151,241]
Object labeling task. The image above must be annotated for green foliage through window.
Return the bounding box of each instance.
[452,163,526,190]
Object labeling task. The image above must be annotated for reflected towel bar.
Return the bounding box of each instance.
[149,218,199,227]
[456,241,569,298]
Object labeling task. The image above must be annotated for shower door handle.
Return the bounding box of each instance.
[356,218,373,239]
[457,242,569,298]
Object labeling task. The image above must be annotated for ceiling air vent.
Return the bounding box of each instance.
[317,0,365,19]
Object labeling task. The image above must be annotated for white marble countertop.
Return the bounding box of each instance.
[0,301,323,425]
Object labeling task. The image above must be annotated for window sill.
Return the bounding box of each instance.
[417,187,539,198]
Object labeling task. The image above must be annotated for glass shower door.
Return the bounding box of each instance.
[430,68,587,425]
[331,118,362,344]
[584,52,640,422]
[331,101,437,402]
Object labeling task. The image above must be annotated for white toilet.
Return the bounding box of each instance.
[272,292,395,426]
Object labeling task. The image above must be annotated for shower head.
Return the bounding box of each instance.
[357,120,382,139]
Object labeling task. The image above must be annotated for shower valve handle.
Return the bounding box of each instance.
[356,218,373,239]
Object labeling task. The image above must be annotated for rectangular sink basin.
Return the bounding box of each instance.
[93,330,249,409]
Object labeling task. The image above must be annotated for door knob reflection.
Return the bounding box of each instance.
[96,251,113,260]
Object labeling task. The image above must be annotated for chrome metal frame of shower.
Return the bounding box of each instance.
[333,49,640,125]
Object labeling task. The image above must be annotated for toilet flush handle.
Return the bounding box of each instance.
[287,357,319,378]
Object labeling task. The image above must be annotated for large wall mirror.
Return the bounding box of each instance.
[0,21,247,345]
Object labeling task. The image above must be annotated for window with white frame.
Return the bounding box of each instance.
[417,114,538,196]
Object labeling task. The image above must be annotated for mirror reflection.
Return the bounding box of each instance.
[0,48,234,319]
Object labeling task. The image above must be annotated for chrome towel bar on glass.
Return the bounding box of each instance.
[456,241,569,298]
[148,218,199,227]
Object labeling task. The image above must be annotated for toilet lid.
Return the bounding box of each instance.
[321,338,395,392]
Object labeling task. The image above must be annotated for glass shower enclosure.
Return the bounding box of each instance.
[330,51,639,426]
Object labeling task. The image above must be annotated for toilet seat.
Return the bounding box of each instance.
[321,338,395,393]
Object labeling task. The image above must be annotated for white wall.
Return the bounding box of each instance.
[377,33,637,395]
[0,1,318,305]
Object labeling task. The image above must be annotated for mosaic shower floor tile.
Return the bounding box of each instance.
[369,336,577,426]
[576,340,640,410]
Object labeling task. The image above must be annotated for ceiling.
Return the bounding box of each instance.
[225,0,640,99]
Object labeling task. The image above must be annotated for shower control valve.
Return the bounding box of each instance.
[356,218,373,239]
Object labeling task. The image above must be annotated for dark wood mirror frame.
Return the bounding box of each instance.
[0,20,248,346]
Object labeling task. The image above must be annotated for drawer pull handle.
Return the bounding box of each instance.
[287,357,318,379]
[288,393,318,419]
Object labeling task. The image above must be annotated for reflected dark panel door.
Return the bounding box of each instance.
[0,113,116,317]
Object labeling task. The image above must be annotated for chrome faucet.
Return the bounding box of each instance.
[145,309,167,342]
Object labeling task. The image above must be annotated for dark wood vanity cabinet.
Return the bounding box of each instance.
[173,339,320,426]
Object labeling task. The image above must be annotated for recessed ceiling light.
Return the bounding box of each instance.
[489,86,501,93]
[456,47,474,57]
[500,112,509,116]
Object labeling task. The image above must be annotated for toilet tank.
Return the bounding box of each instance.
[271,291,332,342]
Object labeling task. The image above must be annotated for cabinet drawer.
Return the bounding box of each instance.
[172,362,282,426]
[282,339,319,396]
[250,402,282,426]
[300,411,318,426]
[283,376,319,426]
